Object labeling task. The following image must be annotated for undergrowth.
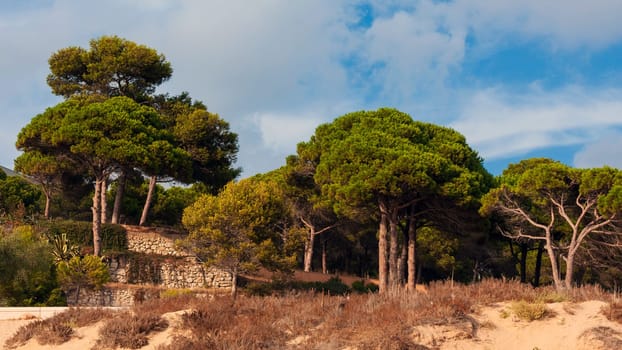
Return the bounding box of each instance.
[4,279,616,349]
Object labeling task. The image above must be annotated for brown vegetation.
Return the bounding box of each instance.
[5,279,619,349]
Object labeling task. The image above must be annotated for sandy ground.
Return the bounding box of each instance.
[431,300,622,350]
[2,301,621,349]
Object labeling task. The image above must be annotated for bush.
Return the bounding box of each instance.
[351,280,379,294]
[96,312,168,349]
[41,220,128,252]
[57,255,110,304]
[244,276,351,296]
[509,300,549,321]
[0,225,61,306]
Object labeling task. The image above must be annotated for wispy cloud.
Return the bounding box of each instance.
[2,1,622,176]
[451,86,622,159]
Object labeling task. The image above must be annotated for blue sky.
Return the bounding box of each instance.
[1,0,621,178]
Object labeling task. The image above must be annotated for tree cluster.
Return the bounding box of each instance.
[15,36,240,256]
[10,36,622,296]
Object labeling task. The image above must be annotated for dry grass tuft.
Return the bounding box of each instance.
[5,307,116,348]
[4,320,46,349]
[96,311,169,349]
[604,300,622,324]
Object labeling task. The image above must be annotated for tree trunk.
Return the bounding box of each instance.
[388,210,399,288]
[407,217,417,291]
[303,228,316,272]
[533,240,544,287]
[321,238,328,274]
[378,210,388,293]
[544,234,563,290]
[44,191,51,219]
[92,177,103,257]
[564,252,576,290]
[397,234,407,284]
[519,243,528,283]
[139,176,157,226]
[111,171,127,224]
[100,177,107,224]
[231,272,238,299]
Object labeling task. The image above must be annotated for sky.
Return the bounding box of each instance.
[1,0,622,178]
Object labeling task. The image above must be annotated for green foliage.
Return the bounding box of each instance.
[244,276,352,296]
[57,255,110,299]
[183,178,296,279]
[351,280,379,294]
[47,35,172,100]
[0,175,42,218]
[418,227,459,274]
[173,108,240,191]
[47,232,81,263]
[509,300,549,321]
[150,184,206,226]
[0,225,61,306]
[41,220,128,252]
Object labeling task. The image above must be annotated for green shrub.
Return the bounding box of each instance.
[0,225,61,306]
[57,255,110,304]
[41,220,128,252]
[244,276,351,296]
[510,300,549,321]
[351,280,379,294]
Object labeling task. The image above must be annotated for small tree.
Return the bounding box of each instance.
[57,255,110,305]
[182,178,295,298]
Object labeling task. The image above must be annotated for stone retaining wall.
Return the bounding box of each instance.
[106,225,233,290]
[122,225,190,257]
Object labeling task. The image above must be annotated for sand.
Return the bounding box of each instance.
[2,301,621,349]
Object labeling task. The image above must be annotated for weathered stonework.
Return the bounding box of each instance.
[122,225,190,257]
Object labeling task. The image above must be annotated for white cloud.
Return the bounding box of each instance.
[573,133,622,169]
[256,113,323,152]
[451,87,622,160]
[2,0,622,177]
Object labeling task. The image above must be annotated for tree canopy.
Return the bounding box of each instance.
[480,158,622,290]
[301,108,492,292]
[47,35,172,101]
[16,96,181,255]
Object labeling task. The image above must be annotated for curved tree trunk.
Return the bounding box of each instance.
[545,235,563,291]
[139,176,157,226]
[564,253,576,290]
[111,171,127,224]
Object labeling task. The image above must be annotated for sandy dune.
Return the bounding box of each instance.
[2,301,621,349]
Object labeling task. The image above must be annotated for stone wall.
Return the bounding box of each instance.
[106,255,233,289]
[107,225,233,290]
[122,225,190,257]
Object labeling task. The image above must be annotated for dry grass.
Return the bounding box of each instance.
[5,307,115,348]
[5,279,617,349]
[604,300,622,324]
[96,311,169,349]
